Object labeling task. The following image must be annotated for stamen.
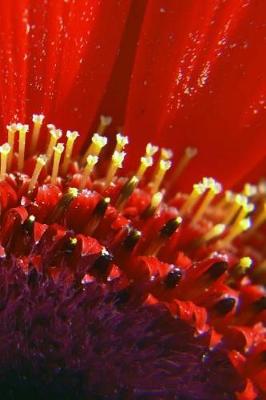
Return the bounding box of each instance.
[82,133,107,164]
[80,155,98,189]
[51,143,64,184]
[28,155,47,192]
[7,123,17,170]
[17,124,29,172]
[46,127,62,160]
[117,176,139,208]
[97,115,112,135]
[151,147,172,183]
[141,191,164,218]
[242,183,257,197]
[123,228,141,251]
[85,197,110,235]
[168,147,198,187]
[216,218,251,249]
[105,151,126,186]
[223,194,246,225]
[31,114,44,154]
[0,143,11,181]
[150,159,171,193]
[192,178,222,224]
[48,187,78,223]
[216,190,234,209]
[115,133,128,152]
[180,183,205,215]
[201,224,226,242]
[61,130,79,175]
[214,297,236,315]
[136,156,153,180]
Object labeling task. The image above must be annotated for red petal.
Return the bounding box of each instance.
[236,379,258,400]
[124,0,266,189]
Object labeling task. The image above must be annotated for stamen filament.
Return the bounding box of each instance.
[80,155,98,189]
[216,218,251,248]
[168,147,197,187]
[31,114,44,154]
[61,130,79,175]
[0,143,11,181]
[201,224,226,242]
[150,159,171,193]
[180,183,205,215]
[17,124,29,172]
[136,156,153,180]
[192,178,221,224]
[28,155,47,192]
[7,123,17,170]
[51,143,64,184]
[115,133,128,152]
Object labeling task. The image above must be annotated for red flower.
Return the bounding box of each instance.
[0,1,265,399]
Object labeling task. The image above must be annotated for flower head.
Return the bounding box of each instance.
[0,1,265,399]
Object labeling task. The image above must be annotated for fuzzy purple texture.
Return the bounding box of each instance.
[0,257,243,400]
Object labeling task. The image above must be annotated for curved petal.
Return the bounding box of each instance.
[124,0,266,189]
[0,0,132,148]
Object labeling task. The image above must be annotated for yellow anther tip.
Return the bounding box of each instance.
[160,159,172,171]
[92,133,107,147]
[0,143,11,155]
[37,154,48,165]
[161,148,173,160]
[239,257,252,269]
[7,123,17,131]
[185,147,198,158]
[116,133,129,146]
[54,143,64,154]
[141,156,153,167]
[112,151,126,167]
[240,218,251,230]
[146,143,159,157]
[86,155,98,166]
[17,123,29,133]
[32,114,44,124]
[66,130,79,140]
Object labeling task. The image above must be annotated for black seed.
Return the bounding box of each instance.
[253,296,266,312]
[214,297,236,315]
[207,261,228,280]
[123,228,141,251]
[94,197,110,216]
[164,267,182,289]
[160,217,182,238]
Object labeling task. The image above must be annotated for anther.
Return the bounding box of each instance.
[145,143,159,157]
[164,267,182,289]
[31,114,44,154]
[80,155,98,189]
[216,218,251,249]
[201,224,226,242]
[123,228,141,251]
[136,156,153,181]
[97,115,112,135]
[214,297,236,315]
[82,133,107,164]
[151,147,172,184]
[64,237,78,254]
[7,123,17,170]
[51,143,64,184]
[17,123,29,172]
[0,143,11,181]
[105,151,126,186]
[117,176,139,208]
[46,127,62,160]
[242,183,257,197]
[61,130,79,175]
[228,257,252,285]
[48,187,78,223]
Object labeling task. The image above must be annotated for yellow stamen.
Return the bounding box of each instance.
[251,202,266,231]
[115,133,128,152]
[31,114,44,154]
[17,123,29,172]
[28,155,47,192]
[97,115,112,134]
[46,127,62,160]
[145,143,159,157]
[150,159,171,193]
[51,143,64,184]
[0,143,11,181]
[239,256,252,270]
[169,147,198,186]
[216,190,234,209]
[216,218,251,249]
[201,224,226,242]
[82,133,107,164]
[192,178,222,223]
[61,130,79,175]
[152,147,173,182]
[223,194,246,225]
[80,155,98,189]
[7,123,17,170]
[136,156,153,180]
[180,183,206,215]
[232,202,254,228]
[105,151,126,186]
